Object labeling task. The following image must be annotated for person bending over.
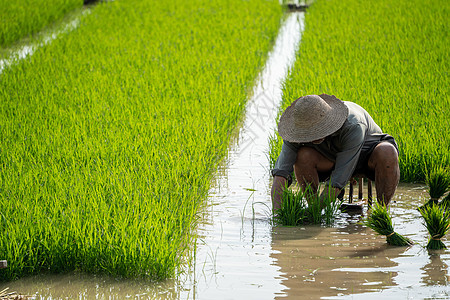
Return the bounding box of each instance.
[271,94,399,211]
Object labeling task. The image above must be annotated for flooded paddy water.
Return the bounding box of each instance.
[272,185,450,299]
[1,8,449,300]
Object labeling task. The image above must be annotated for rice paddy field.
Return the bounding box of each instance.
[0,0,84,47]
[0,0,284,281]
[270,0,449,182]
[1,0,450,297]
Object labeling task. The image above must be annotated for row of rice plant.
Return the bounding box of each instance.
[0,0,284,280]
[0,0,84,47]
[269,0,449,182]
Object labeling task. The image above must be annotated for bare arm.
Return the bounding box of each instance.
[271,176,288,212]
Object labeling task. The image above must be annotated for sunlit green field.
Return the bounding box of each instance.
[271,0,449,182]
[0,0,283,280]
[0,0,83,47]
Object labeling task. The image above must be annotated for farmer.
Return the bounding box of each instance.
[271,94,400,211]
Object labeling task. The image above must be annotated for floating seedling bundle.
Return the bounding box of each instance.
[419,204,450,250]
[363,202,413,246]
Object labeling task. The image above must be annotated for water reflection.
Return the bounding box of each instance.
[0,273,181,299]
[422,253,450,286]
[4,185,448,299]
[269,185,450,300]
[271,219,404,299]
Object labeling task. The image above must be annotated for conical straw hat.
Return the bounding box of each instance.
[278,94,348,143]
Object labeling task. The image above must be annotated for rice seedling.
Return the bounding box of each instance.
[274,185,341,226]
[439,193,450,209]
[0,0,83,47]
[322,188,343,225]
[419,204,450,250]
[0,0,283,281]
[306,192,324,225]
[363,202,413,246]
[426,165,450,200]
[269,0,449,183]
[418,165,450,210]
[274,188,308,226]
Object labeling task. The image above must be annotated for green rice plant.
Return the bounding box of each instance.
[0,0,83,47]
[274,188,308,226]
[363,202,413,246]
[268,132,283,170]
[269,0,449,183]
[426,165,450,200]
[322,188,343,226]
[419,204,450,250]
[418,165,450,210]
[0,0,283,281]
[440,193,450,209]
[419,199,440,211]
[306,192,323,225]
[274,185,341,226]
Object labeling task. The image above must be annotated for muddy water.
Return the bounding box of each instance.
[273,184,450,299]
[174,11,306,299]
[2,9,450,300]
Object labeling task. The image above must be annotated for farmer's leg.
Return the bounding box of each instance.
[367,142,400,206]
[294,147,334,196]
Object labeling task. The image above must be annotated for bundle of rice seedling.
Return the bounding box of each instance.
[426,166,450,201]
[274,185,341,226]
[321,186,343,225]
[439,193,450,209]
[274,188,308,226]
[363,202,413,246]
[419,166,450,210]
[419,204,450,250]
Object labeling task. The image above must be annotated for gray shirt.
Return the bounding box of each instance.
[271,101,384,189]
